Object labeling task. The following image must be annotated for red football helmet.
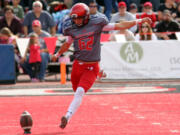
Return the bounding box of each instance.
[70,3,90,26]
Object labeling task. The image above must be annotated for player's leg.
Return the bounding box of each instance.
[70,60,83,91]
[62,63,99,121]
[65,87,85,119]
[78,63,100,91]
[78,70,98,91]
[60,63,99,129]
[60,60,83,129]
[60,87,85,129]
[62,65,99,121]
[60,72,95,129]
[66,63,100,119]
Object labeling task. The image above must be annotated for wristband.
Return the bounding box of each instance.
[135,19,142,24]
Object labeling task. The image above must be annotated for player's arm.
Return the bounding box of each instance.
[56,36,73,57]
[103,17,152,31]
[115,17,151,30]
[52,36,73,62]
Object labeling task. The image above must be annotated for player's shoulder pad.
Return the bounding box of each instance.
[62,16,72,31]
[90,12,109,25]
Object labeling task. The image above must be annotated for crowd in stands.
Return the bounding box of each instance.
[20,19,51,82]
[0,0,180,82]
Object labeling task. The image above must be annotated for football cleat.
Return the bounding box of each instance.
[60,116,68,129]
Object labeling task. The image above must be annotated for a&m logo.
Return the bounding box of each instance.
[120,42,143,64]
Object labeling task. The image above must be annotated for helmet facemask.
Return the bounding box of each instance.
[71,15,88,27]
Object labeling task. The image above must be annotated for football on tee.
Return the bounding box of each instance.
[20,111,33,134]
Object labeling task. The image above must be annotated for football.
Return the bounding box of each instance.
[20,111,33,134]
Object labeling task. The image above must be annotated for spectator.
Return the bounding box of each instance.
[23,1,56,36]
[0,5,23,36]
[12,0,24,20]
[130,0,140,11]
[49,1,68,14]
[28,33,42,82]
[19,0,29,13]
[0,27,12,44]
[0,27,20,78]
[73,0,93,6]
[135,22,157,40]
[0,1,4,16]
[137,2,157,28]
[158,0,177,21]
[137,0,160,12]
[3,0,11,7]
[21,20,51,82]
[176,0,180,3]
[103,0,118,21]
[155,10,180,40]
[0,27,17,46]
[111,1,137,33]
[150,0,160,11]
[28,0,48,11]
[64,0,73,9]
[173,3,180,23]
[129,3,138,17]
[88,0,98,15]
[50,1,70,34]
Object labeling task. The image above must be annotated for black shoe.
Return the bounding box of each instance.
[60,116,68,129]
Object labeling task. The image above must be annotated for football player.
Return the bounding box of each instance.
[53,3,151,129]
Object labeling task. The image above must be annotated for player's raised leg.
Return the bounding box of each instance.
[60,87,85,129]
[60,63,99,129]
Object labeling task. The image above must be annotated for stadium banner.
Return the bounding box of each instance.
[100,40,180,79]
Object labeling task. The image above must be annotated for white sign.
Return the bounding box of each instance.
[100,40,180,79]
[115,34,126,42]
[16,38,30,57]
[175,32,180,41]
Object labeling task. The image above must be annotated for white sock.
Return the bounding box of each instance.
[65,87,85,121]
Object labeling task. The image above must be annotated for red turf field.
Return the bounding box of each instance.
[0,94,180,135]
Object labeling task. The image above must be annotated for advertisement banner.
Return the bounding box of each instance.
[100,40,180,79]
